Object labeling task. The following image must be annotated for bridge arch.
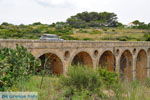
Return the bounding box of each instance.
[120,50,133,81]
[136,49,147,81]
[39,53,63,75]
[99,50,116,72]
[71,51,93,67]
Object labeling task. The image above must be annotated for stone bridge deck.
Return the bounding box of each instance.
[0,39,150,81]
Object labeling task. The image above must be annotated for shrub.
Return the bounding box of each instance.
[61,35,79,40]
[144,33,150,41]
[61,66,102,91]
[101,37,117,40]
[78,29,88,33]
[102,28,108,31]
[83,38,93,40]
[117,36,128,41]
[60,65,119,99]
[89,29,102,34]
[55,27,73,35]
[117,36,133,41]
[0,45,39,91]
[61,65,103,99]
[97,69,119,88]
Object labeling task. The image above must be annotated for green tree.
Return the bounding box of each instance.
[132,20,149,29]
[67,18,87,28]
[67,11,119,28]
[1,22,10,26]
[32,22,42,25]
[132,20,142,26]
[99,12,118,27]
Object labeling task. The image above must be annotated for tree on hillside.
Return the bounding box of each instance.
[98,12,118,26]
[32,22,42,25]
[67,18,87,28]
[67,11,119,28]
[1,22,10,26]
[132,20,144,26]
[131,20,150,29]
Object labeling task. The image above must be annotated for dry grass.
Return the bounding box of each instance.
[70,28,149,41]
[8,75,150,100]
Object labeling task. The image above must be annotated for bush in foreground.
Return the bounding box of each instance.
[0,45,39,91]
[61,65,119,99]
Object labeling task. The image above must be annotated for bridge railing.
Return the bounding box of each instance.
[0,39,150,49]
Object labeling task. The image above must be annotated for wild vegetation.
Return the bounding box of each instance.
[6,65,150,100]
[67,12,120,28]
[0,11,150,41]
[0,45,39,91]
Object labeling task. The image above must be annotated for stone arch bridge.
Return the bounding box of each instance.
[0,39,150,81]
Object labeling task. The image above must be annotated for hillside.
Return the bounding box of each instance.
[69,28,150,41]
[0,23,150,41]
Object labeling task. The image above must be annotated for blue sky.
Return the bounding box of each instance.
[0,0,150,25]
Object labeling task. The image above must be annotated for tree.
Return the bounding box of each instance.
[67,11,119,28]
[132,20,144,26]
[32,22,42,25]
[1,22,11,26]
[99,12,118,27]
[131,20,149,29]
[67,17,87,28]
[116,22,124,27]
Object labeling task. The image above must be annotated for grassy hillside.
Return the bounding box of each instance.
[0,23,150,41]
[70,28,150,41]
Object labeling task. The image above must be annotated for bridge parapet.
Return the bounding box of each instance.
[0,39,150,49]
[0,39,150,81]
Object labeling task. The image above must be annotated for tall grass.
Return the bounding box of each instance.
[8,75,64,100]
[7,65,150,100]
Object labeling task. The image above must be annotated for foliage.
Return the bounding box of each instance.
[61,66,102,91]
[89,29,102,34]
[78,29,89,33]
[117,36,130,41]
[8,76,63,100]
[60,65,118,99]
[0,45,39,91]
[32,22,42,25]
[61,35,79,40]
[131,20,150,29]
[132,20,144,26]
[5,67,150,100]
[0,22,73,39]
[83,38,93,40]
[144,32,150,41]
[67,11,119,28]
[97,68,119,88]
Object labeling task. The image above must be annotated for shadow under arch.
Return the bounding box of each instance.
[120,50,133,81]
[39,53,63,75]
[71,51,93,67]
[99,51,116,72]
[136,49,147,81]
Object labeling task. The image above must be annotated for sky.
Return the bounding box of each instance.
[0,0,150,25]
